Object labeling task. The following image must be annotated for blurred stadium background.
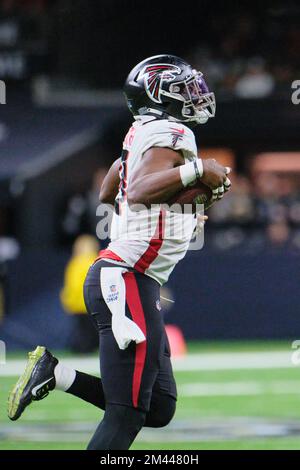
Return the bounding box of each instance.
[1,0,300,450]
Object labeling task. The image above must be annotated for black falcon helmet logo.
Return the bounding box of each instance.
[138,64,181,104]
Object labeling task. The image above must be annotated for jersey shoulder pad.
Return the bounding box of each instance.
[139,120,197,159]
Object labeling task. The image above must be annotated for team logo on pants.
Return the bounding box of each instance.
[107,284,119,303]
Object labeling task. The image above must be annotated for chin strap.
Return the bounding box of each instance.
[136,108,185,123]
[137,107,164,117]
[135,109,201,127]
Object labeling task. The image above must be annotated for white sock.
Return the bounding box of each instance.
[54,363,76,391]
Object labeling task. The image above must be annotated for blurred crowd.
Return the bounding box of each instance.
[0,0,54,80]
[1,1,299,98]
[208,172,300,252]
[188,8,299,99]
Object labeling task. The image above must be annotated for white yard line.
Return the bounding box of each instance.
[174,350,294,371]
[179,380,300,397]
[0,350,296,377]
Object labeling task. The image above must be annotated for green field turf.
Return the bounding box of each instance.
[1,341,300,450]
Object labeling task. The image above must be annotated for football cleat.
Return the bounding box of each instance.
[8,346,58,421]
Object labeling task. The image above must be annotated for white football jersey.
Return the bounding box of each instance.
[105,116,198,285]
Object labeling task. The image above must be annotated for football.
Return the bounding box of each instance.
[167,180,212,209]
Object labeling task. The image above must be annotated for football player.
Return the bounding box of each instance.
[8,54,231,449]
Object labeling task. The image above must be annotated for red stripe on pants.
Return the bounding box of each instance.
[123,272,147,408]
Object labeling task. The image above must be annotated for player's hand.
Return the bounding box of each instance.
[201,159,231,201]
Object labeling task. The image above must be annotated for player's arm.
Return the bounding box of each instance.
[127,147,183,207]
[127,147,228,208]
[99,158,121,205]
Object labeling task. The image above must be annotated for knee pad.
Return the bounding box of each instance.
[145,394,176,428]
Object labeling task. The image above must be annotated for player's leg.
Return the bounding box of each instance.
[8,342,176,427]
[144,330,177,428]
[85,326,147,450]
[67,371,177,430]
[85,265,166,449]
[61,327,177,428]
[145,392,176,427]
[8,262,176,435]
[65,328,177,428]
